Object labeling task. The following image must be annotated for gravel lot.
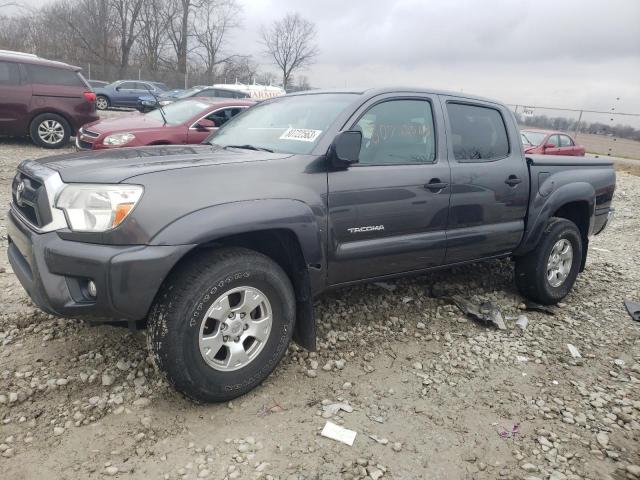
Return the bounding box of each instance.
[0,130,639,480]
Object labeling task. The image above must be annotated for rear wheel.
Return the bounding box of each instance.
[515,217,583,305]
[30,113,71,149]
[147,247,295,403]
[96,95,109,110]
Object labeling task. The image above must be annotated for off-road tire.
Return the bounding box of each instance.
[96,95,110,110]
[147,247,295,403]
[515,217,583,305]
[29,113,71,149]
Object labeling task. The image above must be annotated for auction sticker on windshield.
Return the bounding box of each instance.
[279,127,322,142]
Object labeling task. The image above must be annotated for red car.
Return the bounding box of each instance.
[520,129,585,156]
[76,98,255,150]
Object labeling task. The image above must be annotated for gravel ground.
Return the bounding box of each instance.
[0,130,639,480]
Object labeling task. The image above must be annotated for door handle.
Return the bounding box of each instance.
[505,175,522,187]
[424,179,449,192]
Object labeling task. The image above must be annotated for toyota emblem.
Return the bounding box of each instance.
[16,181,25,206]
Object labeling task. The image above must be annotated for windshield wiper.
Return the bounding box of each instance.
[223,144,274,153]
[143,84,167,125]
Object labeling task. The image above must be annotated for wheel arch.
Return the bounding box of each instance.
[29,109,76,136]
[515,182,595,262]
[148,199,325,351]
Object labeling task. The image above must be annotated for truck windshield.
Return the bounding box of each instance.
[207,93,358,154]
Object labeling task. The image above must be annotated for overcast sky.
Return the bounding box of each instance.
[7,0,640,122]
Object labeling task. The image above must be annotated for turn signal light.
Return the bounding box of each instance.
[113,203,134,227]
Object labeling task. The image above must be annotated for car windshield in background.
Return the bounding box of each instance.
[146,99,210,125]
[208,93,358,154]
[174,87,203,99]
[521,131,547,145]
[153,82,169,91]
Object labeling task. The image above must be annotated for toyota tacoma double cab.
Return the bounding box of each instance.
[7,88,615,402]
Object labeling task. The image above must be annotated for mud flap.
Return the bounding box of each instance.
[293,299,316,351]
[579,237,589,272]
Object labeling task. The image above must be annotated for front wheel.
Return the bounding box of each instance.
[147,247,295,403]
[515,217,583,305]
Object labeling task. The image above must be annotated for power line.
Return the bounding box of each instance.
[506,104,640,117]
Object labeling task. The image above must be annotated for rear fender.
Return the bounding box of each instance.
[515,182,594,256]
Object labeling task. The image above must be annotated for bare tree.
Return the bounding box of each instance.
[166,0,199,74]
[192,0,240,84]
[260,12,318,90]
[112,0,145,77]
[219,55,257,84]
[137,0,169,71]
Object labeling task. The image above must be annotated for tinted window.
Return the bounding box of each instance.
[198,89,218,98]
[206,107,244,126]
[353,99,436,165]
[0,61,20,85]
[447,103,509,161]
[215,89,236,98]
[26,65,84,87]
[119,82,137,89]
[559,134,573,147]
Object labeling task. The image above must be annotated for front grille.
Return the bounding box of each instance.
[11,171,51,228]
[77,139,93,150]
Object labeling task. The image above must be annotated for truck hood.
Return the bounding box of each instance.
[32,144,292,183]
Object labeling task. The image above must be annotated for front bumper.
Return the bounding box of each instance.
[7,209,193,321]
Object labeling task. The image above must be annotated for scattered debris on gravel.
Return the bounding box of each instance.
[1,134,639,479]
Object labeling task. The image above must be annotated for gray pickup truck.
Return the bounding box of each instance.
[7,88,615,402]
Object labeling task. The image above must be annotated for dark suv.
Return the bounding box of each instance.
[0,50,98,148]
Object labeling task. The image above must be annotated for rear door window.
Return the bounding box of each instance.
[446,102,509,162]
[0,61,20,85]
[119,81,137,90]
[25,65,84,87]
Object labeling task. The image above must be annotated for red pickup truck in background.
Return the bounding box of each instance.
[520,129,586,156]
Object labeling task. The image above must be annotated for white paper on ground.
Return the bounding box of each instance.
[567,343,582,358]
[321,421,357,446]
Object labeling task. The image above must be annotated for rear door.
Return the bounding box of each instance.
[442,98,529,263]
[0,60,31,135]
[327,94,450,284]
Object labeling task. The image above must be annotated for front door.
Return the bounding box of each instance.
[327,95,450,284]
[441,98,529,263]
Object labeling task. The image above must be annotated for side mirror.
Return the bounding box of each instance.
[544,143,556,149]
[330,131,362,168]
[195,118,217,130]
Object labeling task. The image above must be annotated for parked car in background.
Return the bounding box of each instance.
[137,85,250,112]
[521,129,585,156]
[0,50,97,148]
[87,79,109,89]
[76,98,254,150]
[94,80,169,110]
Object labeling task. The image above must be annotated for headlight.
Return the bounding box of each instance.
[158,100,173,106]
[103,132,135,146]
[56,184,143,232]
